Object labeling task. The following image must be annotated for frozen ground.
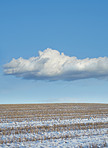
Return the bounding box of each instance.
[0,103,108,147]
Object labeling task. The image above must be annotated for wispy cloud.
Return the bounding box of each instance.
[4,48,108,81]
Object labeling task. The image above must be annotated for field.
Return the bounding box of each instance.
[0,103,108,148]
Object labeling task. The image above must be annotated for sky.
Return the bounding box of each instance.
[0,0,108,104]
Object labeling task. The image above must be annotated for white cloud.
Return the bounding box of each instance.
[4,48,108,81]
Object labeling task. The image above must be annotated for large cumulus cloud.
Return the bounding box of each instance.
[3,48,108,81]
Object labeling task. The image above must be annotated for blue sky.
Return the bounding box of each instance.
[0,0,108,104]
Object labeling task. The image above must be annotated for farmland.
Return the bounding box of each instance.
[0,103,108,148]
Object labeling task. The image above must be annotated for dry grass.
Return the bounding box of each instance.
[0,121,107,136]
[0,103,108,122]
[0,103,108,146]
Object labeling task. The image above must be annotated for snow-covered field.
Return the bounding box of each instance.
[0,103,108,148]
